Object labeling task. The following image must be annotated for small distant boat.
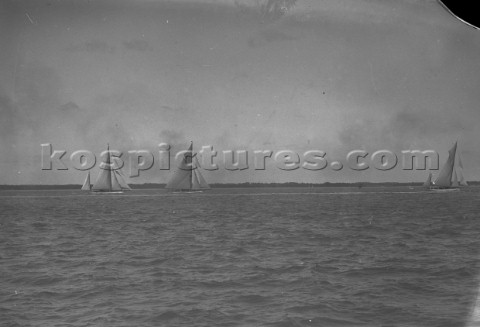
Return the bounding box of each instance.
[91,144,132,193]
[165,141,210,193]
[81,171,91,191]
[425,142,467,192]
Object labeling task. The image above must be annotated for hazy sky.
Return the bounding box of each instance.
[1,0,480,184]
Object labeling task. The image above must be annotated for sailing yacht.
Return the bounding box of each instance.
[81,172,91,191]
[165,142,210,193]
[425,142,467,191]
[91,145,132,193]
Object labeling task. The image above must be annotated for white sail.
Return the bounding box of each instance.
[115,170,132,190]
[92,145,127,192]
[166,142,210,191]
[110,169,123,192]
[433,142,457,188]
[165,145,193,190]
[192,156,210,189]
[81,172,91,191]
[451,169,459,187]
[112,158,132,191]
[457,156,469,186]
[92,162,112,191]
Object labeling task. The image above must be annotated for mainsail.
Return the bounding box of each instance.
[165,142,210,192]
[81,172,91,191]
[91,145,131,192]
[433,142,457,188]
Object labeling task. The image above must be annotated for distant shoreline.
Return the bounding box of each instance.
[0,182,478,190]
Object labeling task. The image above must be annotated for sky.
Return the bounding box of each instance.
[1,0,480,185]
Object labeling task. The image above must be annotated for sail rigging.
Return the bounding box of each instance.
[165,142,210,192]
[91,145,131,192]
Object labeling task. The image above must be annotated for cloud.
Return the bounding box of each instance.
[0,93,15,117]
[123,39,152,51]
[159,105,189,112]
[382,107,473,148]
[0,93,17,142]
[159,130,186,145]
[260,0,298,20]
[2,0,480,184]
[66,40,115,53]
[337,103,476,155]
[15,62,62,109]
[58,101,80,112]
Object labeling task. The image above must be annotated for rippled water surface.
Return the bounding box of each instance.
[2,187,480,326]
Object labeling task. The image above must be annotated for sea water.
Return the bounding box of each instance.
[1,187,480,327]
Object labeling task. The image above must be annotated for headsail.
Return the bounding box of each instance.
[165,142,210,191]
[423,172,432,188]
[109,168,123,191]
[81,172,91,191]
[457,156,469,186]
[433,142,457,188]
[192,156,210,189]
[114,170,132,190]
[451,169,459,187]
[112,158,132,191]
